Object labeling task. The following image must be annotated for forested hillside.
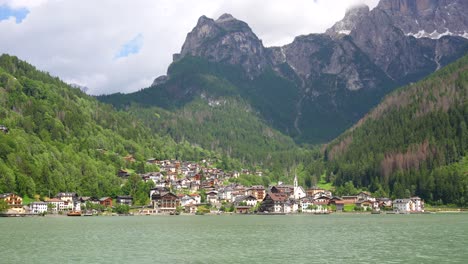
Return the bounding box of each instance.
[0,54,215,198]
[325,54,468,206]
[99,56,312,168]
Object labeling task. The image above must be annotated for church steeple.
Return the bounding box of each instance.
[294,174,298,188]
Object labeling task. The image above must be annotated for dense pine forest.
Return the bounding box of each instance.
[326,54,468,206]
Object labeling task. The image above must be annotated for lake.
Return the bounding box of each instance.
[1,213,467,263]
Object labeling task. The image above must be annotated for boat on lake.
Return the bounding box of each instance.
[67,211,82,216]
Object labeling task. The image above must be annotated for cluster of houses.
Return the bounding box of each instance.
[0,159,425,216]
[121,159,263,192]
[0,192,135,215]
[0,186,425,216]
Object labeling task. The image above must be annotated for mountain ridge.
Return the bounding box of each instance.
[100,0,468,146]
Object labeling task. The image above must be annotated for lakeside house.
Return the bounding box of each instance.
[393,197,424,213]
[46,198,64,213]
[151,189,180,213]
[30,201,48,214]
[259,193,289,213]
[234,195,257,207]
[0,193,24,213]
[99,197,113,208]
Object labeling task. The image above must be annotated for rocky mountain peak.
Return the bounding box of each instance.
[326,4,370,37]
[216,13,235,22]
[175,14,269,76]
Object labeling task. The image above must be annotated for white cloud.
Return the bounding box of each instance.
[0,0,50,9]
[0,0,379,95]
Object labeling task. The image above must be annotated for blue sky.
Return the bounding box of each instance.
[0,4,28,23]
[115,33,144,59]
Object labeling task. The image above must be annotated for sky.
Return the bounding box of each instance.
[0,0,379,95]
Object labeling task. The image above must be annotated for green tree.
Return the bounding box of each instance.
[0,199,8,212]
[114,204,130,214]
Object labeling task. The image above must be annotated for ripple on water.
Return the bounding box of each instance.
[0,214,467,264]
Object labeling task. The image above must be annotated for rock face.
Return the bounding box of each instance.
[326,5,370,37]
[176,13,269,77]
[378,0,468,38]
[327,1,468,83]
[150,0,468,143]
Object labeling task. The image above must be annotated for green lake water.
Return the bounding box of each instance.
[1,213,467,264]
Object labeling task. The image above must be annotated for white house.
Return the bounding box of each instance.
[217,187,233,202]
[273,202,283,213]
[47,198,65,213]
[30,202,48,214]
[56,192,77,210]
[410,196,424,212]
[357,191,375,202]
[73,202,81,212]
[234,195,258,207]
[206,191,219,205]
[393,199,412,213]
[300,197,314,212]
[393,197,424,213]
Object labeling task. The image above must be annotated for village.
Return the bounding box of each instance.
[0,159,425,216]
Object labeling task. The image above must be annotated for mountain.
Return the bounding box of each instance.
[0,54,219,198]
[175,14,270,77]
[327,1,467,83]
[100,0,468,147]
[99,56,311,169]
[378,0,468,39]
[325,54,468,205]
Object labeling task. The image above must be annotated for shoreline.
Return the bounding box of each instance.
[3,211,467,218]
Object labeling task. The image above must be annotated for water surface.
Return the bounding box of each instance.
[1,213,467,263]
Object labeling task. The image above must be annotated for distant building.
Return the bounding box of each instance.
[293,175,306,200]
[152,192,180,213]
[393,197,424,213]
[259,193,289,213]
[306,187,326,197]
[116,196,133,206]
[99,197,113,207]
[46,198,65,213]
[206,190,219,205]
[56,192,77,211]
[247,185,266,201]
[30,202,48,214]
[342,196,358,204]
[0,193,23,213]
